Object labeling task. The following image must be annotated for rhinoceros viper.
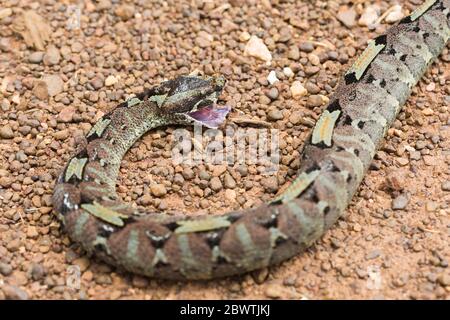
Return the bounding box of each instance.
[53,1,450,280]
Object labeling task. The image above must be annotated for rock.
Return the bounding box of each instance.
[308,53,320,66]
[150,184,167,197]
[1,284,28,300]
[132,275,149,288]
[224,173,236,189]
[0,8,13,19]
[441,180,450,191]
[43,45,61,65]
[425,201,438,212]
[0,262,12,276]
[91,77,104,90]
[182,167,195,180]
[54,129,69,140]
[105,75,119,87]
[262,176,278,193]
[289,111,303,125]
[437,274,450,287]
[290,81,307,99]
[305,66,320,76]
[359,6,379,27]
[365,249,381,260]
[299,42,314,53]
[195,31,213,48]
[306,95,324,108]
[422,108,434,116]
[266,87,279,100]
[115,4,135,20]
[305,82,320,94]
[71,42,83,53]
[392,194,409,210]
[43,74,64,96]
[58,106,76,123]
[28,52,44,63]
[244,35,272,63]
[0,125,14,139]
[267,71,279,85]
[210,177,222,192]
[385,5,404,23]
[239,31,251,42]
[32,81,49,100]
[140,194,152,206]
[220,19,238,34]
[288,46,300,60]
[337,6,357,28]
[265,284,284,299]
[267,109,283,121]
[30,263,46,281]
[283,67,294,78]
[0,176,12,187]
[224,189,236,202]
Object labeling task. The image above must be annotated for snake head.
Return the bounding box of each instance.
[153,75,231,128]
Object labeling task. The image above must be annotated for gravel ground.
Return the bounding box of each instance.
[0,0,449,300]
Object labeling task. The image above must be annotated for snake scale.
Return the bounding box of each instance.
[53,1,450,280]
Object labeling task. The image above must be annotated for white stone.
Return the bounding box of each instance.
[239,31,251,42]
[385,5,404,23]
[290,81,307,99]
[105,75,120,87]
[358,6,379,27]
[283,67,294,78]
[244,35,272,62]
[267,71,279,85]
[43,74,64,96]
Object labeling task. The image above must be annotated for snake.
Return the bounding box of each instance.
[52,1,450,280]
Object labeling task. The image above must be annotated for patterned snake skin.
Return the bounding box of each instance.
[53,1,450,280]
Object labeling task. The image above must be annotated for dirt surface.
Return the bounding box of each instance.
[0,0,449,300]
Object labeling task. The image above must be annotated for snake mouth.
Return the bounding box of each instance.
[185,103,231,129]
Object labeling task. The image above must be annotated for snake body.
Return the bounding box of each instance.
[53,1,450,280]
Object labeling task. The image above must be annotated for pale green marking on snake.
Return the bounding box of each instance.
[87,118,111,138]
[65,158,88,182]
[286,201,324,245]
[272,170,320,204]
[149,94,167,107]
[126,229,141,266]
[411,0,437,20]
[152,249,168,267]
[52,1,449,280]
[127,97,142,108]
[174,216,231,234]
[84,165,115,187]
[345,39,385,80]
[235,224,260,267]
[312,110,341,147]
[81,201,128,227]
[92,236,111,255]
[74,211,90,240]
[270,228,288,248]
[177,234,202,276]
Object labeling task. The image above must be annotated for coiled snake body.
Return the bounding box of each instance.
[53,1,450,280]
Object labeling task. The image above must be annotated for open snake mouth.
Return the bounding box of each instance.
[185,103,231,129]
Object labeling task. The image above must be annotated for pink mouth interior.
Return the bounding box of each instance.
[186,104,231,129]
